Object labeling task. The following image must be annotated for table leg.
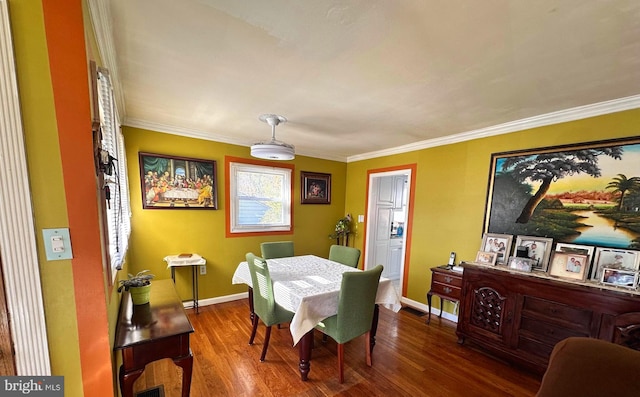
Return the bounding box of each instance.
[192,265,199,314]
[119,365,144,397]
[439,297,444,319]
[298,330,313,381]
[426,291,433,324]
[370,304,380,353]
[173,353,193,397]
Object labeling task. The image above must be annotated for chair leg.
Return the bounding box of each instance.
[337,343,345,383]
[260,326,272,362]
[249,315,259,345]
[365,331,372,366]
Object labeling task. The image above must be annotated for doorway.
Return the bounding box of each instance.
[364,167,413,295]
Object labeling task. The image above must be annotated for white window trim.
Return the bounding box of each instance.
[229,161,292,234]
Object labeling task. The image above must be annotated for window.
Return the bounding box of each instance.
[228,158,293,234]
[96,66,131,277]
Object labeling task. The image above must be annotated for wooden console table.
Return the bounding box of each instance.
[114,279,194,397]
[426,265,462,324]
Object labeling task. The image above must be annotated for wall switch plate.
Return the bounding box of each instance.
[42,228,73,261]
[358,214,364,223]
[199,265,207,275]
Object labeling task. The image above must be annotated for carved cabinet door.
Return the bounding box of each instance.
[458,273,516,347]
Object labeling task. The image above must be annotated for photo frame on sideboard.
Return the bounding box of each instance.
[601,268,638,289]
[515,235,553,272]
[548,252,590,281]
[508,256,535,272]
[480,233,513,265]
[590,248,640,282]
[475,251,497,266]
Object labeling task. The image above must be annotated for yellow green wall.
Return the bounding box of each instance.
[10,0,117,395]
[346,109,640,314]
[9,0,83,391]
[123,127,348,300]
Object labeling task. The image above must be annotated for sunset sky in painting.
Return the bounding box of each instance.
[494,142,640,195]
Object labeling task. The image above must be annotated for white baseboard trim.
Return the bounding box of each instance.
[186,292,459,324]
[182,292,248,310]
[400,297,459,323]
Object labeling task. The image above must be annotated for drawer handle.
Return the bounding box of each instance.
[444,287,452,294]
[445,276,453,283]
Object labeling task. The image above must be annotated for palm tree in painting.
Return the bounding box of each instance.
[606,174,640,211]
[501,147,624,224]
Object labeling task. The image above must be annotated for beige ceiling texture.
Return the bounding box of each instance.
[99,0,640,162]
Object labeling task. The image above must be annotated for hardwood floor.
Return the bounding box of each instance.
[131,299,541,397]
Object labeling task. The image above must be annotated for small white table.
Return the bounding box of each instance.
[164,254,206,313]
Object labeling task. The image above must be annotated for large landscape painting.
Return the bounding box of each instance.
[484,137,640,250]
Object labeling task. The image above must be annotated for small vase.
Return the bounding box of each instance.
[129,284,151,305]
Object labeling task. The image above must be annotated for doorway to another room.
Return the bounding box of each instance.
[364,167,413,295]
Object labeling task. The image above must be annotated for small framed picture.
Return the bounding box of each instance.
[601,268,638,289]
[301,171,331,204]
[480,233,513,265]
[548,252,589,281]
[590,248,640,282]
[475,251,497,266]
[515,235,553,272]
[508,256,535,272]
[555,243,594,277]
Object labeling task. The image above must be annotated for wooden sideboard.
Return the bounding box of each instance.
[456,264,640,374]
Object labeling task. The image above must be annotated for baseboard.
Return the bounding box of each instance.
[187,292,459,323]
[181,292,247,310]
[400,296,459,323]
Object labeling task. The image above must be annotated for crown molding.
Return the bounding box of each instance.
[87,0,126,120]
[347,95,640,162]
[124,117,347,162]
[127,95,640,164]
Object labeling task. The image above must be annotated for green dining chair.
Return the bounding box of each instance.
[315,264,384,383]
[328,245,361,268]
[260,241,294,259]
[246,253,294,361]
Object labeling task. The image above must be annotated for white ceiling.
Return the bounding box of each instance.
[95,0,640,162]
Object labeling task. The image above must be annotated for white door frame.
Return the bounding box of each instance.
[364,168,413,296]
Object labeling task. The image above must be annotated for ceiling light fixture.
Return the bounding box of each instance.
[251,114,295,160]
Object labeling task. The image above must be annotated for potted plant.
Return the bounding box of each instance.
[118,270,155,305]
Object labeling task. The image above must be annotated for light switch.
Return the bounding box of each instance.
[42,228,73,261]
[51,236,64,252]
[358,214,364,223]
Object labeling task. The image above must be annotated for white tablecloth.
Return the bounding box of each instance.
[232,255,402,345]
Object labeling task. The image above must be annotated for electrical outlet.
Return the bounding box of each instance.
[199,265,207,275]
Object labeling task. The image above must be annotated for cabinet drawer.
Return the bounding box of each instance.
[431,282,461,300]
[522,296,591,329]
[432,272,463,288]
[519,316,589,345]
[517,335,555,360]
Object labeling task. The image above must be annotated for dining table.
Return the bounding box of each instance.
[232,254,402,380]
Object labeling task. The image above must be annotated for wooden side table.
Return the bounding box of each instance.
[114,279,194,397]
[427,265,463,324]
